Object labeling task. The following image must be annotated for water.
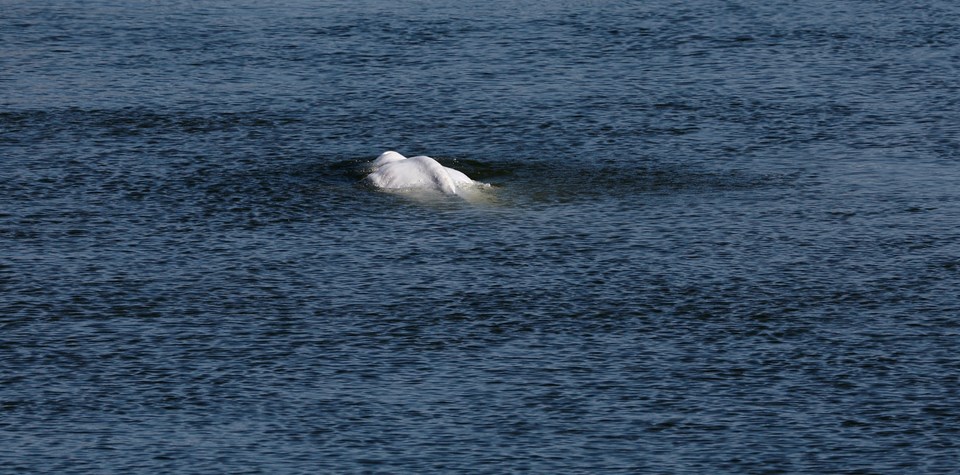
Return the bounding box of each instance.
[2,1,960,472]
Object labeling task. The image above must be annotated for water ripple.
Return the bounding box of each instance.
[3,0,960,473]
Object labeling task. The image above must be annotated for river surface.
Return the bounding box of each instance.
[2,1,960,473]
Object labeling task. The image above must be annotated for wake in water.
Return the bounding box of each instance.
[347,150,796,207]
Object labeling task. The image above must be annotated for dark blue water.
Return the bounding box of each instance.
[3,1,960,472]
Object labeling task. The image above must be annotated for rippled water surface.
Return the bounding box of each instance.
[3,1,960,473]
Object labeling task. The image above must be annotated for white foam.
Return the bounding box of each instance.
[364,151,479,196]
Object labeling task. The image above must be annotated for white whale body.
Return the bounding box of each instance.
[365,151,476,195]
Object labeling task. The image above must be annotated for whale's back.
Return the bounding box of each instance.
[365,154,468,195]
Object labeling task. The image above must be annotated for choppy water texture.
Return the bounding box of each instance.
[3,1,960,473]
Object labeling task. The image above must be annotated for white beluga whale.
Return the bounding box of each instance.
[364,151,478,195]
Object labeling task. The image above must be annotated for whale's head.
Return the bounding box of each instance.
[371,151,407,168]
